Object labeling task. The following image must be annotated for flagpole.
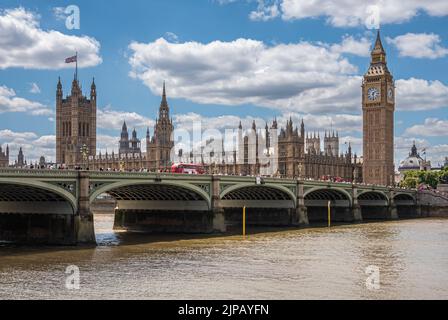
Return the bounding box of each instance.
[75,51,78,81]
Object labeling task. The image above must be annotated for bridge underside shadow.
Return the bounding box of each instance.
[304,189,353,224]
[220,186,295,227]
[0,184,75,244]
[394,194,419,218]
[358,192,390,220]
[106,184,213,234]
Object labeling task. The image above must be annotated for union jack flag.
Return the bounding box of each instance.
[65,55,77,63]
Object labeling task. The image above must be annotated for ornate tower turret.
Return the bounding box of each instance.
[324,130,339,157]
[17,147,24,167]
[300,119,305,138]
[272,117,278,129]
[362,30,395,186]
[148,82,174,170]
[55,75,97,167]
[119,121,130,154]
[130,128,141,153]
[57,77,63,100]
[90,78,96,98]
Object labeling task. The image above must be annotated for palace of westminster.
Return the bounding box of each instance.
[2,32,436,186]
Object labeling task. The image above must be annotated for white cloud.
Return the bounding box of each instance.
[29,82,40,94]
[386,33,448,59]
[339,135,363,154]
[0,7,102,69]
[279,0,448,27]
[0,129,38,141]
[129,36,448,115]
[0,130,54,163]
[217,1,448,27]
[0,85,52,115]
[395,78,448,111]
[427,144,448,166]
[330,35,371,57]
[249,0,280,21]
[97,106,154,130]
[97,134,122,154]
[395,136,429,151]
[174,112,266,132]
[128,37,364,114]
[404,118,448,137]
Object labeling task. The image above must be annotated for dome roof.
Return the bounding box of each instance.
[399,156,422,170]
[399,141,426,171]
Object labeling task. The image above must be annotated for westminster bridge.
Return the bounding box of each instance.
[0,169,422,245]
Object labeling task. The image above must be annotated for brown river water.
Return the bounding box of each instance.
[0,214,448,300]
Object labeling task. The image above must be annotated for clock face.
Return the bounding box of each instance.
[367,87,380,101]
[388,88,394,99]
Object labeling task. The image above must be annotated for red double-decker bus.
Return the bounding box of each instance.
[171,163,205,174]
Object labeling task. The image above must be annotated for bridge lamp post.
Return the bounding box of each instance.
[298,163,303,180]
[80,144,89,170]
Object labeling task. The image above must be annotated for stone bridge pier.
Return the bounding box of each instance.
[75,172,96,244]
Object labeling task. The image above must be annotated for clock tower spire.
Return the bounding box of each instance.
[362,30,395,186]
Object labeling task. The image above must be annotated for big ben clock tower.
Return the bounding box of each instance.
[362,31,395,186]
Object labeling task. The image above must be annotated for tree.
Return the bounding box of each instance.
[415,170,438,189]
[440,168,448,184]
[401,176,418,189]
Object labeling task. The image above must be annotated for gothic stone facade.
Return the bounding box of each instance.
[362,31,395,186]
[205,119,360,181]
[183,118,361,181]
[56,77,97,168]
[0,145,9,168]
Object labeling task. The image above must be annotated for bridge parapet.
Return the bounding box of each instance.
[0,168,78,177]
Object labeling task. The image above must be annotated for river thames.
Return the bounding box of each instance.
[1,214,447,300]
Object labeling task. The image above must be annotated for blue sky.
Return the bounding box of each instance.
[0,0,447,167]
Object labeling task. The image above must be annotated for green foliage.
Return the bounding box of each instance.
[422,171,440,189]
[440,167,448,184]
[400,168,448,189]
[400,176,418,189]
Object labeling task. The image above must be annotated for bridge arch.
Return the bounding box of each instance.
[90,180,211,210]
[357,190,391,220]
[0,179,77,213]
[393,193,416,202]
[90,180,214,233]
[219,183,296,227]
[393,193,418,218]
[357,190,389,202]
[304,187,352,203]
[220,183,296,207]
[0,179,77,244]
[303,187,352,223]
